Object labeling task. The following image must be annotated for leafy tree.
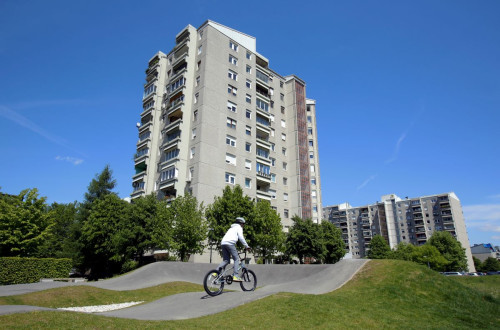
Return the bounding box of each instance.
[205,185,254,250]
[285,216,324,264]
[367,235,391,259]
[252,200,285,262]
[473,256,483,272]
[481,257,500,272]
[80,194,129,278]
[0,189,54,257]
[36,202,79,260]
[320,221,346,263]
[168,194,207,262]
[427,231,467,271]
[411,244,449,271]
[390,242,417,261]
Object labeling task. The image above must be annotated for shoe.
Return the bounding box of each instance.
[211,272,218,277]
[232,276,243,282]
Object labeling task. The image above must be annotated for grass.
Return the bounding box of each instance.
[0,282,203,308]
[0,260,499,329]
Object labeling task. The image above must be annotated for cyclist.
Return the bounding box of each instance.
[217,217,251,282]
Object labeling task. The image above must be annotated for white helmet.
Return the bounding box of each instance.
[235,217,246,224]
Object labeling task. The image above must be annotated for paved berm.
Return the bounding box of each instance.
[0,259,368,320]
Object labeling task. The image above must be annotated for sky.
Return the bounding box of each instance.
[1,0,499,247]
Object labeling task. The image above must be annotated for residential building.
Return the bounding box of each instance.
[471,243,500,262]
[131,20,323,261]
[324,192,475,272]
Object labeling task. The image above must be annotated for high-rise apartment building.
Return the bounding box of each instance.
[132,20,323,233]
[323,192,475,272]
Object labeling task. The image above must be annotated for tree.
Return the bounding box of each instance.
[390,242,417,261]
[83,165,117,206]
[168,194,207,262]
[36,201,79,260]
[481,257,500,272]
[252,200,285,263]
[285,216,324,264]
[320,221,346,263]
[205,185,254,250]
[80,194,129,278]
[0,189,54,257]
[427,231,467,271]
[367,235,391,259]
[411,244,449,271]
[473,256,483,272]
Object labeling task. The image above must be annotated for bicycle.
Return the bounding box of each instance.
[203,250,257,296]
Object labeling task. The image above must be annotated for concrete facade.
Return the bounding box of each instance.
[471,243,500,262]
[324,192,476,272]
[131,21,323,261]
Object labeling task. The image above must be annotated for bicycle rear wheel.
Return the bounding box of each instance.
[240,268,257,291]
[204,269,224,296]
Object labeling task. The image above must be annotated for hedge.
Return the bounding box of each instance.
[0,257,73,285]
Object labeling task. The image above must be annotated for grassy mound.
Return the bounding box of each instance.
[0,260,498,329]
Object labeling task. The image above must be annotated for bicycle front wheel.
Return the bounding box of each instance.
[240,269,257,291]
[204,269,224,296]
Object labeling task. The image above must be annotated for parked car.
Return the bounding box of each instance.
[486,271,500,275]
[441,272,463,276]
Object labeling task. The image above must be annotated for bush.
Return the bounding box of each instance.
[120,260,139,274]
[0,257,72,285]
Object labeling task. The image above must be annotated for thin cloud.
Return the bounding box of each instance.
[12,99,85,110]
[357,174,377,190]
[487,194,500,200]
[463,204,500,244]
[385,132,407,164]
[55,156,84,166]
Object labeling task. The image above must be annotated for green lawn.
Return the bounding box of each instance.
[0,260,498,329]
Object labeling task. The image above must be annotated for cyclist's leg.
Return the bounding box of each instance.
[217,245,231,271]
[227,244,240,277]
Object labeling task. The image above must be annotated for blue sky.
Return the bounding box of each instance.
[1,0,499,247]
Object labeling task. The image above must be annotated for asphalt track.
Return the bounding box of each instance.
[0,259,368,320]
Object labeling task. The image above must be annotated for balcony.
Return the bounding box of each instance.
[170,62,187,82]
[163,118,182,134]
[134,151,149,165]
[161,130,181,149]
[442,217,454,223]
[256,189,272,200]
[256,171,271,183]
[256,135,271,149]
[138,121,152,134]
[440,203,451,209]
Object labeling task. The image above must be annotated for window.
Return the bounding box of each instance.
[192,128,196,139]
[308,128,313,135]
[280,81,284,88]
[245,159,251,170]
[190,147,195,159]
[246,79,252,89]
[194,92,199,104]
[227,101,237,112]
[225,172,235,184]
[283,162,287,170]
[310,165,315,173]
[281,133,286,141]
[270,189,277,199]
[197,60,201,70]
[246,94,251,103]
[229,41,238,51]
[284,193,288,201]
[270,157,276,166]
[245,178,251,188]
[313,205,318,213]
[281,106,285,114]
[256,162,270,175]
[283,177,288,185]
[282,147,286,156]
[280,93,284,101]
[246,125,251,135]
[256,70,269,83]
[270,128,275,137]
[246,109,251,119]
[229,55,238,65]
[312,190,317,199]
[228,70,238,81]
[227,117,237,128]
[256,99,269,112]
[196,76,200,87]
[270,143,275,151]
[270,114,275,122]
[225,153,236,166]
[160,167,177,181]
[281,119,286,128]
[164,148,179,162]
[198,45,202,54]
[311,178,316,185]
[226,135,236,147]
[246,52,251,59]
[245,142,251,152]
[309,151,314,159]
[228,85,237,96]
[309,140,314,147]
[307,116,312,123]
[284,209,289,218]
[246,65,251,74]
[189,167,194,180]
[271,173,276,182]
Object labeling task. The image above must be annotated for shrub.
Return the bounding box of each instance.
[0,257,72,285]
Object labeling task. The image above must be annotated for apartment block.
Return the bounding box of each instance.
[323,192,475,271]
[132,20,323,239]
